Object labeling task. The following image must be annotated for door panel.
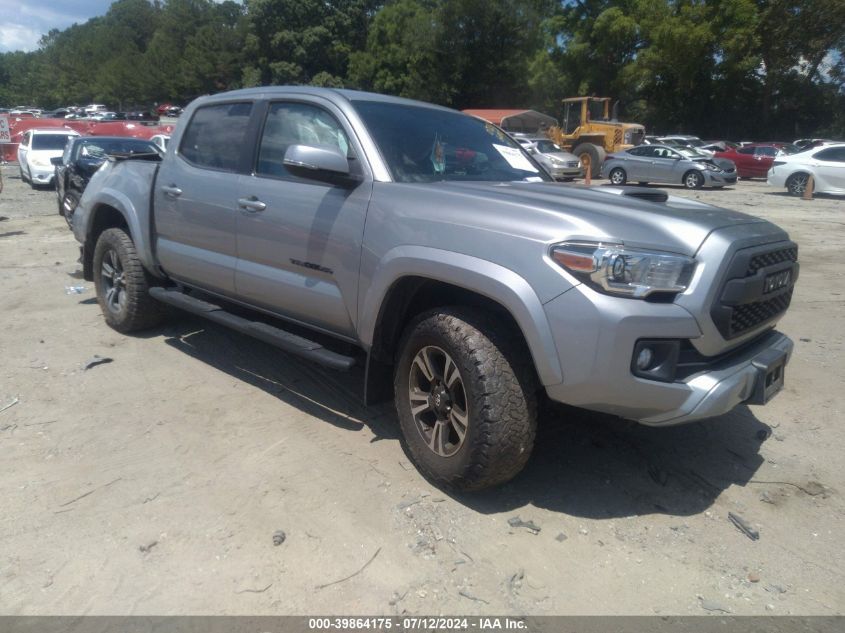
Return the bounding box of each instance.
[154,101,253,295]
[235,101,372,337]
[814,148,845,190]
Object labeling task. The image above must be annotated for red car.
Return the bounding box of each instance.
[714,143,783,179]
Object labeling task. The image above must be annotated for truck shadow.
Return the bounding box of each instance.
[155,316,769,519]
[459,402,769,518]
[158,316,399,440]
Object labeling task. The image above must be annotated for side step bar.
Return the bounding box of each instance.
[149,287,356,371]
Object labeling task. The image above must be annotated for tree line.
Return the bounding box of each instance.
[1,0,843,140]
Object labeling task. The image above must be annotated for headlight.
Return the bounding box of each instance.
[549,157,565,165]
[705,163,722,172]
[551,241,696,298]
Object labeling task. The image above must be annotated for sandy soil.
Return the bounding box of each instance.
[1,166,843,616]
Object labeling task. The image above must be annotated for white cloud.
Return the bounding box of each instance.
[0,23,42,52]
[0,0,113,52]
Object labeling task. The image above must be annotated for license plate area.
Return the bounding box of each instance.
[749,349,786,404]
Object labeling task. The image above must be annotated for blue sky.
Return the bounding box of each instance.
[0,0,114,52]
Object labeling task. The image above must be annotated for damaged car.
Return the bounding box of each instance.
[602,144,737,189]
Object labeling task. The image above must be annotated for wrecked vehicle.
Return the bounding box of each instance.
[72,87,796,490]
[602,144,738,188]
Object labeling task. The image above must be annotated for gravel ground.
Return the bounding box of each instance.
[0,166,843,616]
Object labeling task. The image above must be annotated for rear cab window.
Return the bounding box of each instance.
[179,102,253,172]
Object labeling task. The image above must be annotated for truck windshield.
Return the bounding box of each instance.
[352,100,551,183]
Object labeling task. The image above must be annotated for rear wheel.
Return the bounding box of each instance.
[683,170,704,189]
[93,228,165,333]
[394,307,537,491]
[786,172,810,196]
[608,167,627,185]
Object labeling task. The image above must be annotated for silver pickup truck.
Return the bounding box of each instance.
[72,87,798,491]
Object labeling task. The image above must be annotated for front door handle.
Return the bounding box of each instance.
[161,184,182,197]
[238,196,267,212]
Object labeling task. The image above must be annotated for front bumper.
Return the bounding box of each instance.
[548,165,583,180]
[28,165,55,185]
[704,171,737,186]
[542,283,793,426]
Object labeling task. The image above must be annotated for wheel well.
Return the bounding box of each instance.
[82,205,129,281]
[365,276,538,404]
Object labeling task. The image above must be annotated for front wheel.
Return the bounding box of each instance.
[93,228,165,332]
[684,170,704,189]
[394,308,537,491]
[609,167,627,185]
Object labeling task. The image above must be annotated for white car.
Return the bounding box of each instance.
[768,143,845,196]
[84,104,107,114]
[17,128,80,188]
[150,134,170,151]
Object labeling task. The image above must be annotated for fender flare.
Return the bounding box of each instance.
[359,245,564,386]
[85,188,160,276]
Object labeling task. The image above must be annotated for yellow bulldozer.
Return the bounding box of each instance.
[547,97,645,178]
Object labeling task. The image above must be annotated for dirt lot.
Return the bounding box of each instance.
[1,167,843,616]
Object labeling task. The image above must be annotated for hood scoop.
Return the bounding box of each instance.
[618,188,669,203]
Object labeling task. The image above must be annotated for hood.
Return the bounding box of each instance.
[406,181,768,257]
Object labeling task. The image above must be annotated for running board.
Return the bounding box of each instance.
[149,287,355,371]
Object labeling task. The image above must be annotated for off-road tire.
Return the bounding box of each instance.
[394,307,538,491]
[609,167,627,185]
[683,170,704,189]
[572,143,606,178]
[93,228,165,333]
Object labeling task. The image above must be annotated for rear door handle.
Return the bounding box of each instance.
[238,196,267,212]
[161,184,182,197]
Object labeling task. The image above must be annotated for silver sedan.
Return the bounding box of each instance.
[601,144,737,189]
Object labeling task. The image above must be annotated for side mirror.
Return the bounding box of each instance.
[283,144,351,179]
[50,156,63,166]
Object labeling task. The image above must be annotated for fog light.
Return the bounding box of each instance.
[636,347,654,370]
[631,339,681,383]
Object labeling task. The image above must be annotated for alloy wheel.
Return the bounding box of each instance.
[407,345,469,458]
[685,172,703,188]
[788,174,808,195]
[100,248,127,316]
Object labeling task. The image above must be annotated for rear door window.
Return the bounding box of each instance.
[179,102,253,172]
[814,148,845,162]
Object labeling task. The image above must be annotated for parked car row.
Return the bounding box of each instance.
[622,133,844,195]
[2,103,175,122]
